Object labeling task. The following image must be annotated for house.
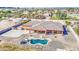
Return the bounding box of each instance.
[9,18,29,24]
[21,21,64,35]
[67,14,79,19]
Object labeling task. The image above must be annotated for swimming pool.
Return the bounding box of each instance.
[30,39,48,45]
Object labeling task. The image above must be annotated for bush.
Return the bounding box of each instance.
[75,27,79,35]
[65,21,71,25]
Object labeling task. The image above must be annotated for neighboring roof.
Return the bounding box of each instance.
[31,21,63,31]
[1,30,26,37]
[0,20,15,31]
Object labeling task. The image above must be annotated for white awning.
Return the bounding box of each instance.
[1,30,27,38]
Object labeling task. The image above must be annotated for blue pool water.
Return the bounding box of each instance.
[30,39,48,45]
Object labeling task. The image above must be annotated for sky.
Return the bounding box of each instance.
[0,0,79,7]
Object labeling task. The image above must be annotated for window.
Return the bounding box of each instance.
[54,31,57,34]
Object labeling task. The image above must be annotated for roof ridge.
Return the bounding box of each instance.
[32,21,43,27]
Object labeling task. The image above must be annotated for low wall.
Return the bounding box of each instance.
[68,26,79,42]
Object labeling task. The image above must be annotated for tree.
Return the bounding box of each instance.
[56,10,67,20]
[65,21,71,25]
[75,27,79,35]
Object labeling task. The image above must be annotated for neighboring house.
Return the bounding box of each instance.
[70,21,79,28]
[0,20,15,30]
[74,21,79,27]
[9,18,28,24]
[43,13,51,19]
[21,21,64,35]
[23,11,29,14]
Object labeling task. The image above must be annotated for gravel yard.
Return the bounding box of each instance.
[0,30,78,51]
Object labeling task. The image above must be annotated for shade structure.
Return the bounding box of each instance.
[63,25,68,35]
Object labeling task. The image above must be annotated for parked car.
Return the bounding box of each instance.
[20,39,29,44]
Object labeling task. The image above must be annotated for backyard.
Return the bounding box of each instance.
[0,43,33,51]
